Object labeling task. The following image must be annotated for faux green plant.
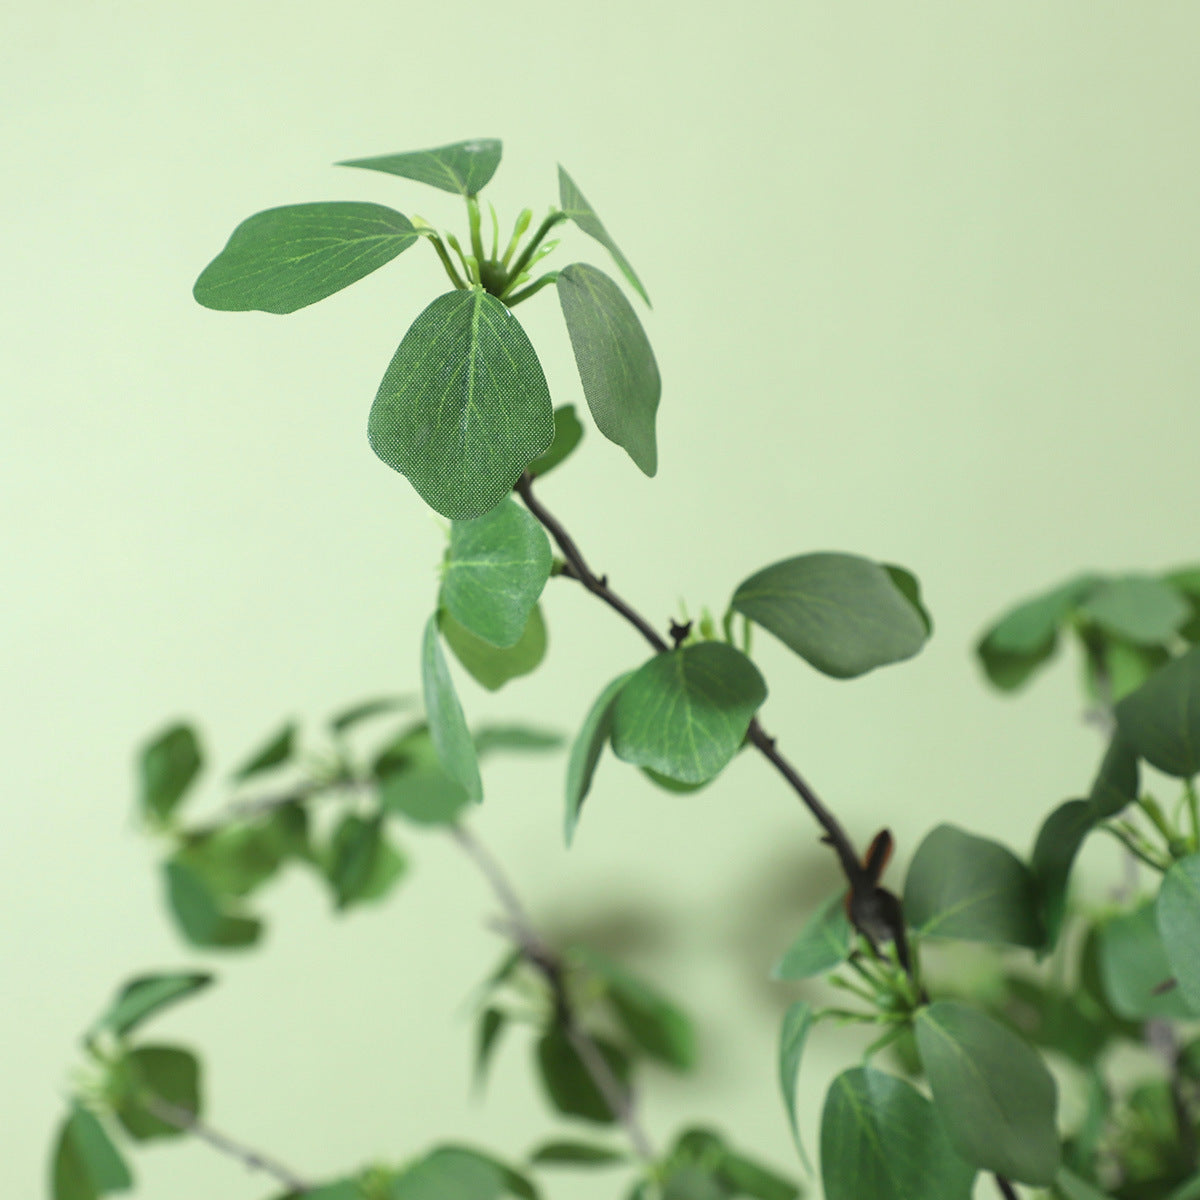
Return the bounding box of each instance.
[49,138,1200,1200]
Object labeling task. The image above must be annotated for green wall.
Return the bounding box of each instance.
[6,3,1199,1196]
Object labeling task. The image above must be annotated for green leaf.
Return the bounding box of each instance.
[1078,575,1191,645]
[730,553,928,679]
[380,764,470,827]
[52,1105,134,1200]
[1165,1176,1200,1200]
[473,724,563,757]
[1088,735,1140,818]
[1082,635,1171,705]
[914,1001,1060,1184]
[558,167,650,305]
[526,404,584,480]
[640,766,711,794]
[90,972,213,1040]
[139,723,202,823]
[661,1168,727,1200]
[231,721,295,781]
[718,1149,800,1200]
[389,1147,505,1199]
[174,818,291,898]
[194,203,417,313]
[339,139,502,196]
[1054,1166,1115,1199]
[903,824,1043,947]
[162,859,262,948]
[369,288,554,520]
[439,606,548,692]
[1113,646,1200,777]
[329,695,415,734]
[431,1146,540,1200]
[324,813,406,911]
[610,644,767,785]
[574,948,696,1070]
[564,672,631,845]
[421,615,483,803]
[528,1140,629,1168]
[778,1000,817,1173]
[112,1044,201,1141]
[1156,854,1200,1011]
[1030,799,1096,949]
[441,499,553,647]
[534,1026,631,1125]
[976,574,1100,691]
[771,892,853,980]
[999,976,1111,1068]
[820,1067,975,1200]
[557,263,660,477]
[883,564,933,637]
[473,1007,507,1093]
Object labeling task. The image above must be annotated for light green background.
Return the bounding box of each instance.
[5,3,1199,1197]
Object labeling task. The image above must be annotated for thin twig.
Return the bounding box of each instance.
[448,823,656,1162]
[142,1094,311,1193]
[994,1174,1019,1199]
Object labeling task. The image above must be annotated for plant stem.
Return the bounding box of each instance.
[514,473,876,917]
[142,1094,310,1193]
[993,1175,1019,1199]
[424,232,469,290]
[503,272,559,308]
[447,822,656,1163]
[467,195,485,266]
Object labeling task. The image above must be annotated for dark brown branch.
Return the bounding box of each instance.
[142,1095,311,1193]
[993,1175,1019,1200]
[448,823,656,1162]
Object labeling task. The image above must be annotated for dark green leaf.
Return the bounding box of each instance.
[369,289,554,520]
[1156,854,1200,1012]
[557,263,659,477]
[640,766,711,794]
[112,1045,201,1142]
[771,892,853,980]
[324,813,406,911]
[903,824,1043,947]
[999,976,1111,1068]
[90,972,213,1040]
[1113,646,1200,777]
[1030,799,1096,949]
[389,1146,505,1199]
[1088,735,1140,818]
[535,1026,631,1125]
[564,672,631,845]
[339,139,502,196]
[329,695,415,734]
[574,948,696,1070]
[380,764,470,827]
[52,1105,134,1200]
[976,574,1100,692]
[526,404,584,480]
[139,723,202,823]
[558,167,650,306]
[473,1007,507,1093]
[441,499,553,647]
[730,553,928,679]
[883,564,933,637]
[473,724,563,758]
[1165,1176,1200,1200]
[820,1067,975,1200]
[439,606,548,692]
[1078,576,1190,646]
[610,644,767,785]
[778,1000,816,1172]
[1083,635,1171,705]
[421,615,482,803]
[661,1168,727,1200]
[528,1140,629,1168]
[914,1001,1060,1184]
[231,721,295,781]
[174,819,289,898]
[718,1149,800,1200]
[162,859,262,948]
[194,203,417,313]
[432,1146,540,1200]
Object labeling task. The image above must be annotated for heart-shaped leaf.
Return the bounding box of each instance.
[731,553,928,679]
[610,643,766,785]
[369,289,554,520]
[194,203,417,313]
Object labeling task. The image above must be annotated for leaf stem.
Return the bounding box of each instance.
[447,822,656,1163]
[467,194,486,267]
[504,210,566,293]
[993,1175,1019,1199]
[141,1094,311,1193]
[423,231,469,290]
[502,272,559,308]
